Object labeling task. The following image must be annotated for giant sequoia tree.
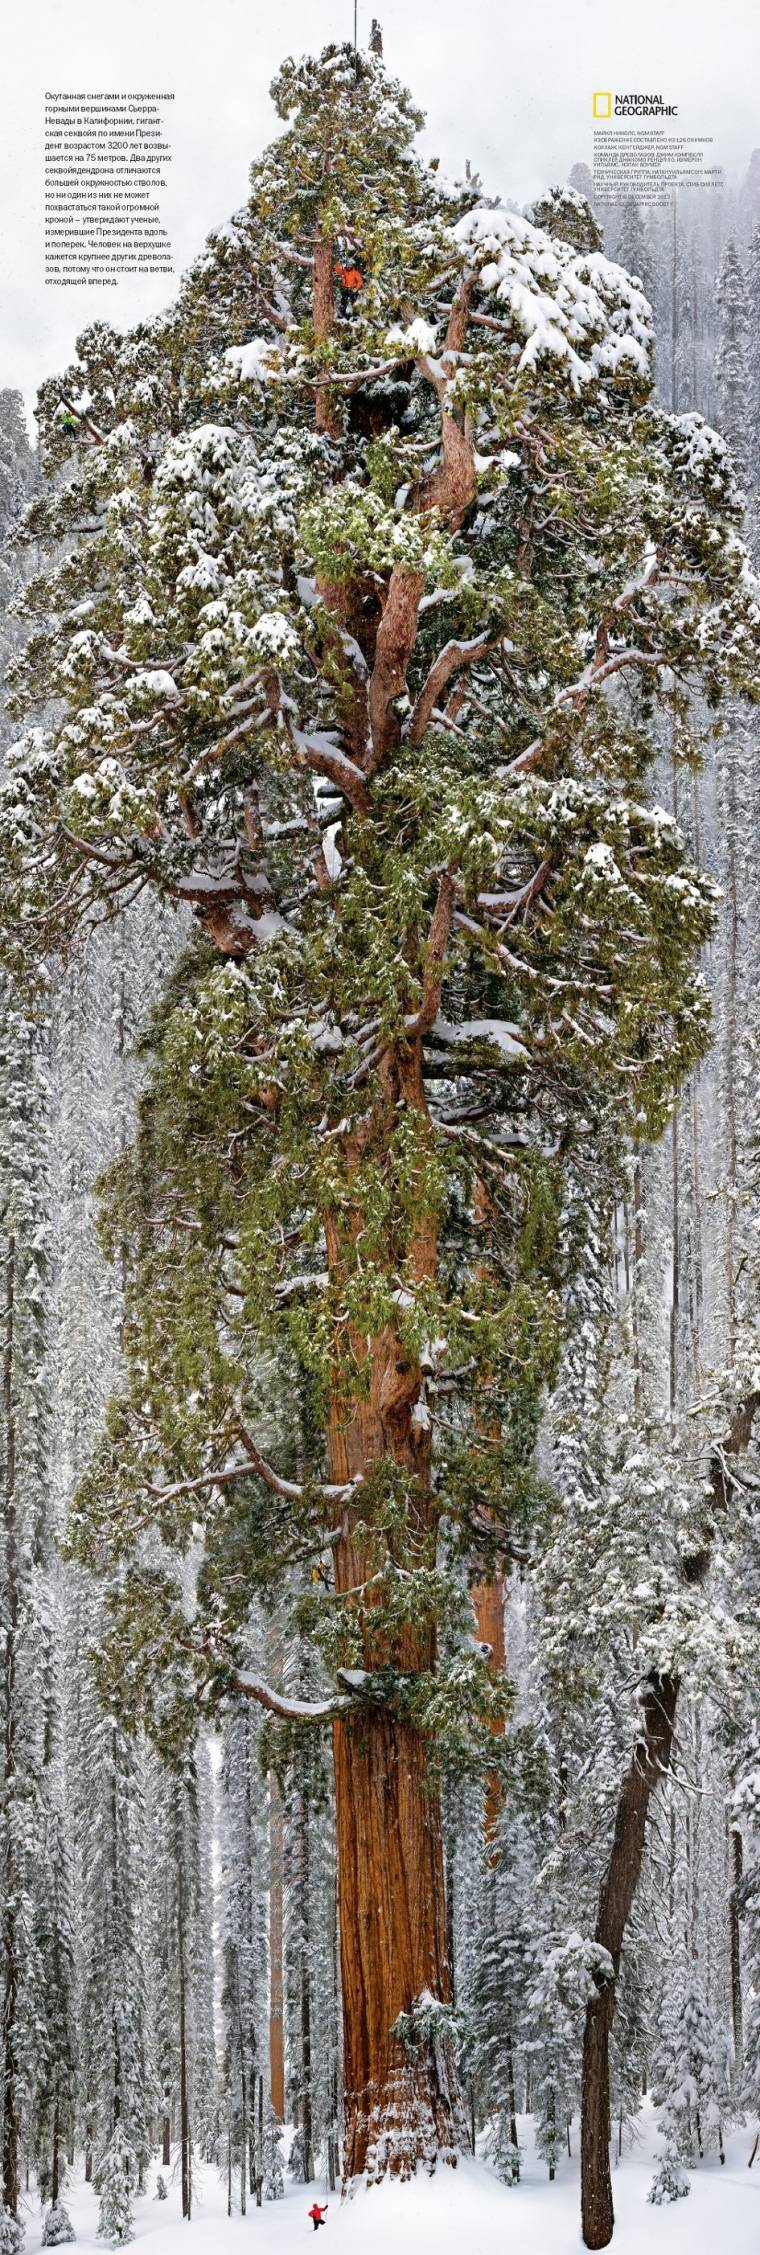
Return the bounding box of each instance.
[1,41,758,2184]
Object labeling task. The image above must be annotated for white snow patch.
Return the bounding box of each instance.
[322,823,343,881]
[386,318,440,355]
[19,2114,760,2255]
[226,337,283,383]
[431,1015,528,1060]
[453,204,653,391]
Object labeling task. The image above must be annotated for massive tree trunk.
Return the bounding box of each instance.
[581,1673,679,2249]
[330,1430,465,2178]
[326,1049,466,2179]
[332,1698,461,2179]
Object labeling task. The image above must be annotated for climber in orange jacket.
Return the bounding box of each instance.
[335,260,363,314]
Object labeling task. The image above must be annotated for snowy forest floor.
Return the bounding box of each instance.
[22,2110,760,2255]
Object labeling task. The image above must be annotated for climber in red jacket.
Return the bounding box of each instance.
[308,2203,328,2231]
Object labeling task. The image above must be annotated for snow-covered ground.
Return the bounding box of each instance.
[23,2109,760,2255]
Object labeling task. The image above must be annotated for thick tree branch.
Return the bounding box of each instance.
[415,276,478,527]
[405,873,456,1037]
[408,632,500,746]
[367,567,426,771]
[234,1415,360,1505]
[290,725,371,812]
[234,1672,355,1721]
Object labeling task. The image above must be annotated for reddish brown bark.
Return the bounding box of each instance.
[324,1044,467,2179]
[367,569,425,771]
[328,1359,464,2176]
[416,280,478,527]
[332,1700,462,2180]
[471,1575,506,1848]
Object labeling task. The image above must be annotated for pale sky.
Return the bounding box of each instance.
[2,0,759,426]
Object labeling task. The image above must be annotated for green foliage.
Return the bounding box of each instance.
[393,1993,461,2058]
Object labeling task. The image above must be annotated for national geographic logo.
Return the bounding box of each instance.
[592,91,679,118]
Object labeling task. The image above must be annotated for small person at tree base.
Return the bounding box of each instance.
[308,2203,328,2231]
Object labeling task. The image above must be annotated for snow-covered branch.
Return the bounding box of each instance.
[234,1415,360,1506]
[233,1672,356,1722]
[407,632,501,746]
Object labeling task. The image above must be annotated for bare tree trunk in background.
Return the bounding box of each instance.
[178,1864,191,2220]
[51,2094,61,2209]
[581,1675,679,2249]
[730,1817,744,2078]
[256,2075,264,2207]
[269,1772,285,2121]
[327,1872,340,2191]
[300,1796,315,2185]
[507,2036,518,2155]
[239,2051,247,2219]
[689,1703,702,1964]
